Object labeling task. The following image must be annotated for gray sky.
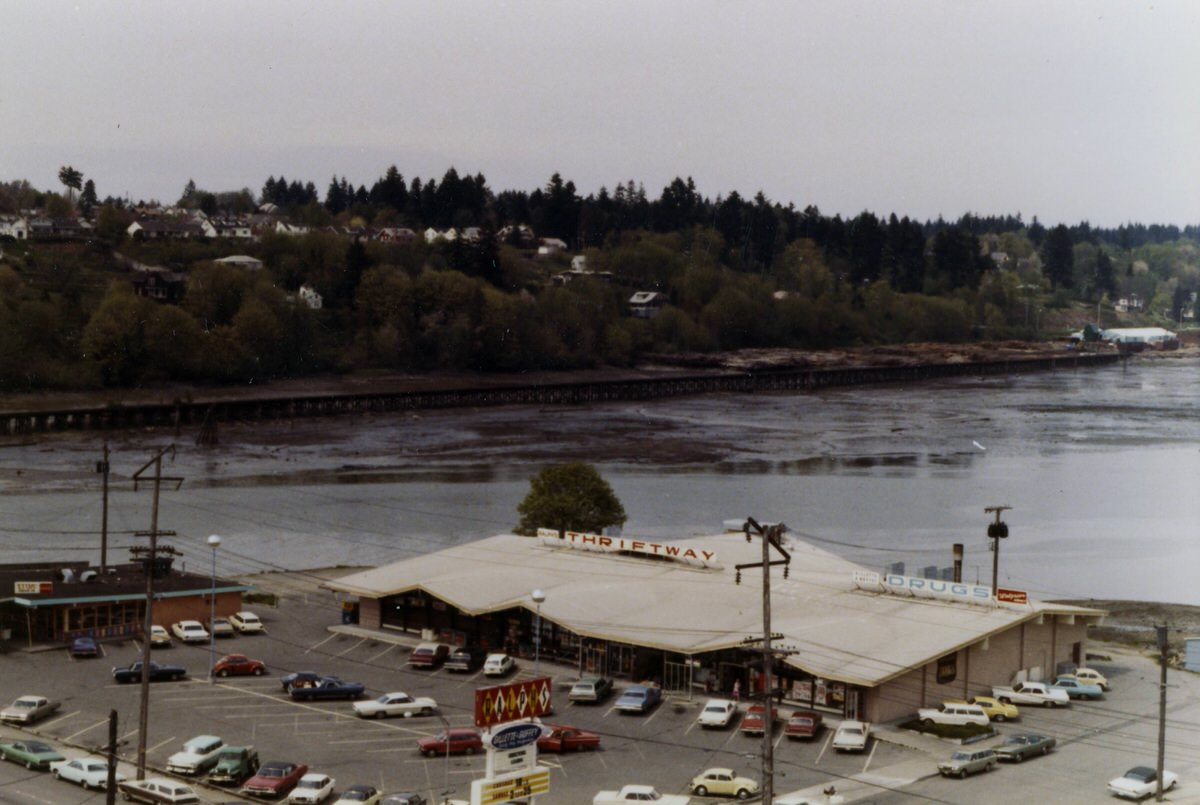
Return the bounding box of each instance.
[3,1,1197,227]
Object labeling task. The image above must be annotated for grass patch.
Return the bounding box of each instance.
[899,718,995,741]
[243,591,279,607]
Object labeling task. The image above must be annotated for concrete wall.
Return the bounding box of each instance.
[359,597,381,628]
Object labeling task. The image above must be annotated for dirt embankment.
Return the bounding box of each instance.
[1058,599,1200,662]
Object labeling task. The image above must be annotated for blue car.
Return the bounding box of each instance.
[69,636,99,658]
[1051,676,1104,700]
[614,684,662,714]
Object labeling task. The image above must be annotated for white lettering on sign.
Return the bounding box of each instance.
[852,570,880,587]
[881,574,993,605]
[538,529,718,567]
[14,581,51,595]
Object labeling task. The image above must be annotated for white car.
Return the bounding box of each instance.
[1066,667,1110,690]
[991,680,1069,708]
[166,734,225,775]
[352,692,437,719]
[1107,766,1178,800]
[209,617,236,638]
[230,611,265,633]
[149,625,172,647]
[697,698,738,728]
[916,702,989,727]
[51,757,127,790]
[171,620,210,644]
[289,772,336,803]
[832,720,870,752]
[483,653,516,676]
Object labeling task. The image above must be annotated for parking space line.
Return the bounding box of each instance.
[815,731,832,764]
[336,637,368,657]
[63,716,107,742]
[307,634,339,654]
[862,737,879,772]
[366,644,397,664]
[39,709,81,730]
[147,736,175,754]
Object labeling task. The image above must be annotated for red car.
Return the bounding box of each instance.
[213,654,267,678]
[537,725,600,753]
[238,760,307,798]
[785,709,823,739]
[740,704,778,736]
[417,728,482,757]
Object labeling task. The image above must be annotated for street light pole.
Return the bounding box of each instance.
[207,534,221,683]
[531,588,546,677]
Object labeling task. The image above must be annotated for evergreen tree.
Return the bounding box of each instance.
[58,166,84,204]
[1041,224,1075,289]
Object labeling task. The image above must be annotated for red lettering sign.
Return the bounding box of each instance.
[996,587,1028,604]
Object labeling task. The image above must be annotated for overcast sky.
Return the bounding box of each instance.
[3,1,1196,227]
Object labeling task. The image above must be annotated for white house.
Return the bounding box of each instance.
[275,221,310,237]
[0,215,29,240]
[629,291,668,318]
[214,255,263,271]
[298,283,323,310]
[202,217,253,239]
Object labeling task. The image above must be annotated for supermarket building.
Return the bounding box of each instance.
[323,529,1105,723]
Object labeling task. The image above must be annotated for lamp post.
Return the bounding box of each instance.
[531,588,546,677]
[207,534,221,682]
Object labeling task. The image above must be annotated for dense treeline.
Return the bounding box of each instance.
[0,168,1196,392]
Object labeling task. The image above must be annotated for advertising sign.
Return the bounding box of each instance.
[996,587,1028,604]
[471,767,550,805]
[487,722,543,751]
[537,528,718,567]
[475,677,553,728]
[14,581,52,595]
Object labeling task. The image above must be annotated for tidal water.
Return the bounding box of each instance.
[1,356,1197,604]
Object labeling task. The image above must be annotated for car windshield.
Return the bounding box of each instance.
[14,701,35,709]
[261,765,288,777]
[26,742,52,752]
[298,778,325,788]
[704,704,725,713]
[625,691,645,699]
[843,727,862,735]
[341,792,370,801]
[950,752,971,761]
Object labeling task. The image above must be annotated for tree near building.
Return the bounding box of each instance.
[58,166,83,203]
[515,463,627,537]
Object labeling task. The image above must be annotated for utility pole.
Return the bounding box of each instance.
[984,505,1011,596]
[131,446,182,780]
[735,517,791,805]
[106,709,118,805]
[97,444,111,572]
[1156,625,1168,803]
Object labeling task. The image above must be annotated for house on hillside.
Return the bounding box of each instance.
[298,283,323,310]
[131,267,186,303]
[537,237,568,257]
[375,227,416,244]
[629,291,668,318]
[275,221,310,237]
[0,215,29,240]
[214,254,263,271]
[127,218,204,240]
[202,217,253,239]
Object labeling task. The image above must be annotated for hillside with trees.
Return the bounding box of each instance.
[0,167,1196,393]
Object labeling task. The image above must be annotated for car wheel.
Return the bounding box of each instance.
[421,707,432,716]
[80,778,89,788]
[173,673,182,681]
[1043,700,1053,708]
[464,746,475,755]
[959,769,967,779]
[921,719,934,728]
[694,786,708,797]
[994,714,1005,722]
[26,761,36,770]
[736,789,751,800]
[1015,752,1024,763]
[122,792,134,802]
[218,669,230,677]
[1042,746,1050,756]
[52,770,62,780]
[423,748,435,758]
[999,697,1011,704]
[253,667,264,676]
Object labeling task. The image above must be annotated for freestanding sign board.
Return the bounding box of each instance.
[474,677,553,728]
[471,767,550,805]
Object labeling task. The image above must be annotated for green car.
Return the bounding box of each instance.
[0,739,66,770]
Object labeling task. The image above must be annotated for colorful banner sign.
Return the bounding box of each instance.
[996,587,1028,604]
[14,581,52,595]
[475,677,553,728]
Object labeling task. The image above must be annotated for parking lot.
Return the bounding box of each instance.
[2,573,1199,804]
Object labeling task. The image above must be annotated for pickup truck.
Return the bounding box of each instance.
[112,660,187,683]
[208,745,259,785]
[991,681,1069,708]
[1,695,60,725]
[288,676,365,700]
[593,784,691,804]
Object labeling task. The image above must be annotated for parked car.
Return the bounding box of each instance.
[289,676,366,700]
[741,704,778,735]
[380,794,426,805]
[1051,676,1104,700]
[690,767,759,799]
[148,625,172,647]
[697,698,738,728]
[213,653,268,677]
[408,642,450,669]
[353,692,437,719]
[51,756,127,790]
[166,735,226,775]
[444,646,486,672]
[937,748,997,778]
[1065,666,1110,690]
[281,670,324,692]
[289,772,336,804]
[593,784,691,804]
[333,784,383,804]
[417,728,482,757]
[917,702,989,727]
[1107,766,1179,800]
[950,695,1019,722]
[113,660,186,683]
[537,724,600,752]
[993,733,1056,762]
[784,710,823,739]
[483,652,517,677]
[0,739,65,770]
[992,680,1069,708]
[170,620,210,644]
[831,720,870,752]
[69,636,99,657]
[615,684,662,714]
[209,617,236,638]
[240,760,309,799]
[569,676,614,703]
[208,745,260,786]
[230,611,266,633]
[1,694,61,724]
[117,777,200,803]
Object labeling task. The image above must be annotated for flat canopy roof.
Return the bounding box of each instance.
[325,533,1104,688]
